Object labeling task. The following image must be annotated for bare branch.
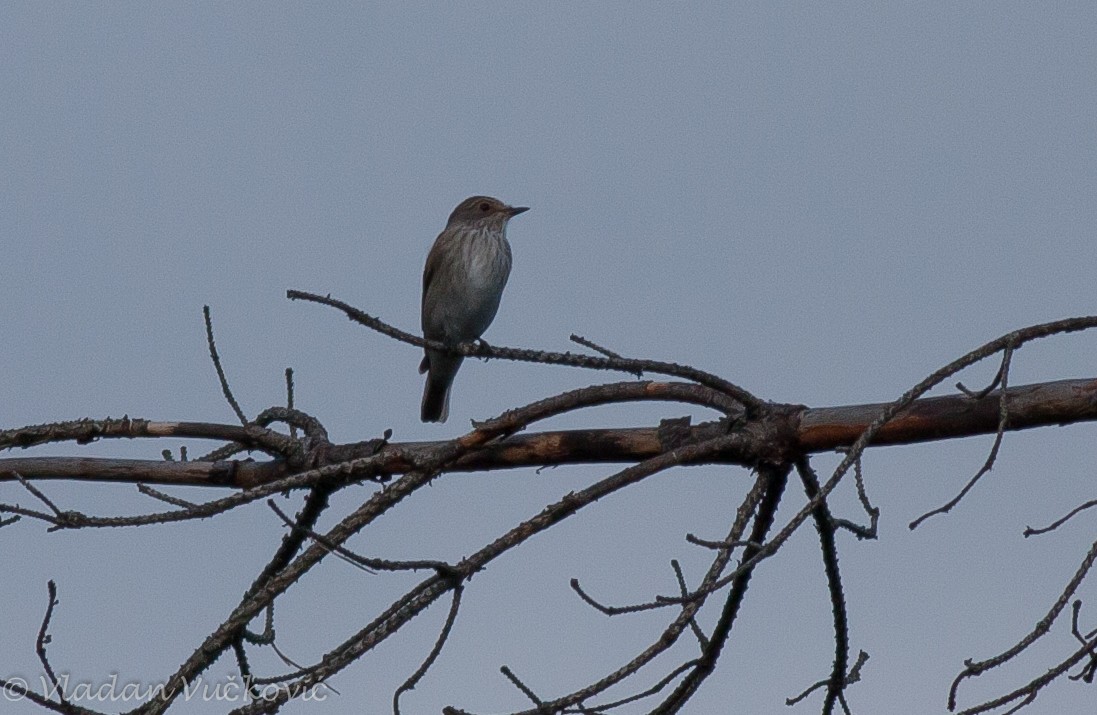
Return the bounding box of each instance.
[583,660,700,712]
[204,305,248,425]
[267,499,454,575]
[797,456,851,714]
[570,333,629,362]
[678,319,1097,641]
[1024,499,1097,537]
[671,560,709,650]
[36,581,67,706]
[499,666,545,708]
[137,483,199,509]
[650,463,790,714]
[285,367,297,440]
[7,312,1097,715]
[788,651,870,708]
[393,585,463,715]
[948,537,1097,710]
[287,289,764,413]
[910,341,1015,528]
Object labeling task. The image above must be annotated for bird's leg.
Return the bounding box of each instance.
[473,337,494,360]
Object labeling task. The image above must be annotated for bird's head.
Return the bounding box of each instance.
[447,196,529,227]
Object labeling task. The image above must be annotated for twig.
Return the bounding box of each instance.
[268,499,455,575]
[650,463,790,713]
[797,456,850,715]
[231,638,256,698]
[204,305,248,425]
[285,368,297,440]
[242,603,275,646]
[1068,601,1097,683]
[225,437,745,715]
[448,471,769,715]
[14,472,65,520]
[570,334,628,362]
[948,537,1097,709]
[137,483,199,509]
[911,342,1015,529]
[1024,499,1097,537]
[682,321,1095,623]
[147,415,513,715]
[956,356,1007,399]
[0,463,359,531]
[954,635,1097,715]
[833,450,879,540]
[788,651,870,708]
[684,533,761,551]
[287,289,763,413]
[393,585,463,715]
[36,580,67,706]
[570,578,659,616]
[671,560,709,650]
[586,660,701,711]
[500,666,545,708]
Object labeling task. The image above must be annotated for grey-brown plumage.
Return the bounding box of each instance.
[419,196,528,422]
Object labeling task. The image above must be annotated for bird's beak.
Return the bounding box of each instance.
[507,205,530,217]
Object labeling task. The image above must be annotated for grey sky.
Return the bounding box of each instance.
[2,3,1096,714]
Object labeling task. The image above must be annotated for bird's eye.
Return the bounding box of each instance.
[479,202,490,212]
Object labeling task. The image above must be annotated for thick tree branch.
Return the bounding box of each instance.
[3,378,1094,490]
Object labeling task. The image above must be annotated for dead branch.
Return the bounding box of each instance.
[2,378,1094,492]
[5,307,1097,715]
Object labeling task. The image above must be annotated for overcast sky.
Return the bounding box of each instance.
[2,3,1096,714]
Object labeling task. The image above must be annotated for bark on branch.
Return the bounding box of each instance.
[3,377,1094,489]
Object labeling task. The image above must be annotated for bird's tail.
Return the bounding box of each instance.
[420,351,463,423]
[420,375,451,423]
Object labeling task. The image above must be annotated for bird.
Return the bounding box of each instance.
[419,195,529,422]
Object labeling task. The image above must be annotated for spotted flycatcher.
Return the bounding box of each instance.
[419,196,528,422]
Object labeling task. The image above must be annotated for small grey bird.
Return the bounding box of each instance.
[419,196,528,422]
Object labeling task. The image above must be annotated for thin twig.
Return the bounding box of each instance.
[268,499,454,575]
[955,635,1097,715]
[570,578,659,616]
[948,537,1097,709]
[797,456,850,715]
[956,358,1007,399]
[500,666,545,708]
[787,651,870,707]
[204,305,248,425]
[671,560,709,650]
[36,580,67,706]
[285,368,297,441]
[288,289,763,413]
[227,437,745,715]
[241,603,275,646]
[1024,499,1097,537]
[910,342,1014,529]
[684,533,761,551]
[393,585,463,715]
[586,660,701,711]
[448,472,769,715]
[14,472,64,519]
[1068,601,1097,683]
[833,450,879,540]
[137,483,199,509]
[570,334,628,362]
[684,322,1088,634]
[650,463,790,713]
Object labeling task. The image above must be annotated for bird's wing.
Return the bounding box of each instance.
[421,231,445,311]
